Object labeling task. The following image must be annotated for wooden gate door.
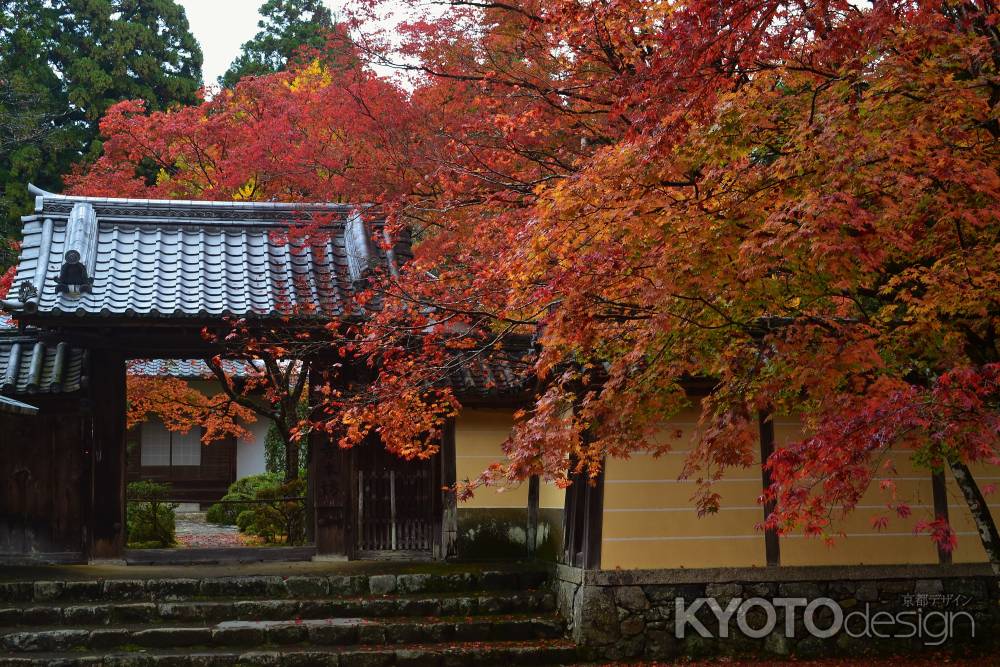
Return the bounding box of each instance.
[354,444,437,557]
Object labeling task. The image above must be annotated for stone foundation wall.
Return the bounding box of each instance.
[554,563,1000,660]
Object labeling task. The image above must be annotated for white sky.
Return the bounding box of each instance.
[179,1,259,85]
[179,1,350,86]
[179,0,409,86]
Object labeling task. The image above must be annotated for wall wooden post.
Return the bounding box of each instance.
[439,419,458,559]
[931,470,952,565]
[526,475,540,555]
[758,411,781,566]
[88,350,126,561]
[305,429,315,545]
[561,388,606,569]
[562,462,605,569]
[580,467,605,569]
[562,474,586,567]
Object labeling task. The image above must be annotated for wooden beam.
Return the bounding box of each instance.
[305,423,316,546]
[87,350,126,561]
[758,411,781,566]
[560,479,572,565]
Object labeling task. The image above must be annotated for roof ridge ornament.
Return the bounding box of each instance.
[55,203,98,296]
[17,282,38,304]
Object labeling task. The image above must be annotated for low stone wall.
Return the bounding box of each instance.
[554,563,1000,660]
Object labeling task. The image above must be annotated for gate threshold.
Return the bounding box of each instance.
[124,546,317,565]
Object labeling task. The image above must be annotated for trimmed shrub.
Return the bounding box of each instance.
[206,472,283,525]
[235,508,257,533]
[238,478,307,545]
[126,481,177,548]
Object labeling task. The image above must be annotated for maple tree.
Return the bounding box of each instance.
[67,30,422,481]
[201,322,314,483]
[0,259,14,298]
[345,0,1000,569]
[125,363,258,446]
[67,27,412,203]
[70,0,1000,569]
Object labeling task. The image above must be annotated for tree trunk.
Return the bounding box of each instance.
[284,436,299,482]
[280,395,302,482]
[949,459,1000,575]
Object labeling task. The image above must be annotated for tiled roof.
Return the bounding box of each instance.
[128,358,260,379]
[3,186,410,320]
[0,331,87,395]
[448,342,535,398]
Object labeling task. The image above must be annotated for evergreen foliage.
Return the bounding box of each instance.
[235,478,307,545]
[264,404,308,480]
[0,0,202,267]
[205,472,283,525]
[219,0,334,88]
[125,480,177,548]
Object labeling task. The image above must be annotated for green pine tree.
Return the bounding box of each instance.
[0,0,202,267]
[219,0,334,88]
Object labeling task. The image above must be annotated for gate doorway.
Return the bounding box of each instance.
[354,443,438,558]
[123,358,314,562]
[4,187,455,563]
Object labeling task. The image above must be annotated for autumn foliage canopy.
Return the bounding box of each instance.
[125,367,258,445]
[71,1,1000,559]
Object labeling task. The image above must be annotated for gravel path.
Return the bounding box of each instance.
[174,512,246,548]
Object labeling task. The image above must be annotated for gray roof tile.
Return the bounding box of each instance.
[448,341,534,398]
[4,188,411,320]
[128,358,259,379]
[0,332,87,395]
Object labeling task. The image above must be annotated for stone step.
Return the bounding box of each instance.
[1,615,565,654]
[0,637,579,666]
[0,590,556,627]
[0,570,549,605]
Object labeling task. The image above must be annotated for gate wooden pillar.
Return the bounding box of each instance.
[87,349,127,561]
[438,419,458,559]
[310,431,352,557]
[308,358,353,558]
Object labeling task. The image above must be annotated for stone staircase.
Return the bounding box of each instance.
[0,567,577,666]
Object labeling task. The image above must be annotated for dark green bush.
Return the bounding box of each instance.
[264,404,309,478]
[238,478,307,545]
[126,481,177,548]
[205,472,283,525]
[235,508,257,533]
